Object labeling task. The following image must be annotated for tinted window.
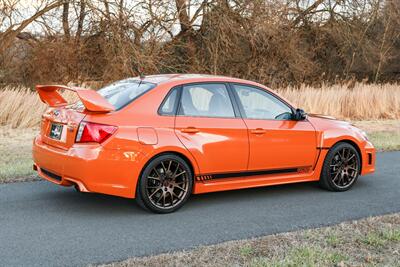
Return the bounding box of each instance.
[233,84,292,120]
[97,79,156,110]
[179,83,235,118]
[159,87,178,115]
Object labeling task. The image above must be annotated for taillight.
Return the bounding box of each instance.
[75,122,117,143]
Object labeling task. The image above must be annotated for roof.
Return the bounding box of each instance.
[128,74,296,108]
[138,74,243,85]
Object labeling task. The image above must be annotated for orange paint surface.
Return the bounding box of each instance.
[32,74,375,199]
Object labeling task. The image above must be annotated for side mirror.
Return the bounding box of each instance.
[294,108,307,121]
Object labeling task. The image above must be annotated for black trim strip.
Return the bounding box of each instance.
[41,168,62,181]
[196,168,299,181]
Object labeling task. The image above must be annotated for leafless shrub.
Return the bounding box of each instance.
[0,1,399,87]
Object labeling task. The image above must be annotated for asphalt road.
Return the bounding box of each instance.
[1,152,399,267]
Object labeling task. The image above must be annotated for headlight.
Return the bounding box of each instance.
[360,130,369,141]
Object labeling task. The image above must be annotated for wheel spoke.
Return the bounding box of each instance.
[174,171,186,178]
[167,160,172,172]
[152,168,161,178]
[147,186,160,189]
[155,191,164,204]
[149,188,161,198]
[342,148,347,160]
[162,193,166,207]
[339,173,345,185]
[173,162,180,176]
[161,161,167,173]
[332,171,341,182]
[347,154,355,162]
[172,191,182,201]
[175,185,187,192]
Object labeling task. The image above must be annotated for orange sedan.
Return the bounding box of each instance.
[33,74,375,213]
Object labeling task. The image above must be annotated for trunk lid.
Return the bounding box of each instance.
[37,85,115,150]
[40,107,87,150]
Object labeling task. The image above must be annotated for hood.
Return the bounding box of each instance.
[308,113,337,120]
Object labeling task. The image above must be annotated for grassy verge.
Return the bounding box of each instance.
[353,120,400,151]
[0,120,398,183]
[0,126,39,183]
[98,213,400,267]
[368,131,400,151]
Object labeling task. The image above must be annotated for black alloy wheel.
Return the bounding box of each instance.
[319,142,361,191]
[136,154,192,213]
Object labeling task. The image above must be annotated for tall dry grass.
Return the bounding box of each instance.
[0,87,47,128]
[280,83,400,120]
[0,83,398,128]
[0,87,77,128]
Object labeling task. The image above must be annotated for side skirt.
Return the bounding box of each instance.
[192,150,329,194]
[195,168,299,182]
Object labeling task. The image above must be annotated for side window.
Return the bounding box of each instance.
[159,87,179,115]
[233,84,293,120]
[179,83,235,118]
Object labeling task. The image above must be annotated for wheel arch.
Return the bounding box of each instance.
[137,150,196,189]
[157,151,195,178]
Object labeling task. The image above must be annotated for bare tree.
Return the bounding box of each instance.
[0,1,63,55]
[76,0,86,41]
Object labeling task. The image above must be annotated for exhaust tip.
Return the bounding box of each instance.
[74,184,81,193]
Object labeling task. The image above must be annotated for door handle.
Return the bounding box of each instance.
[181,127,199,134]
[250,128,266,135]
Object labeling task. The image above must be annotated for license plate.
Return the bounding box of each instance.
[49,123,64,141]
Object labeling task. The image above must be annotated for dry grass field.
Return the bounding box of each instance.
[99,213,400,267]
[0,83,399,128]
[281,83,400,121]
[0,87,78,128]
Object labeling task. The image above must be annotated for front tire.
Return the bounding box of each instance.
[319,142,361,191]
[136,154,193,213]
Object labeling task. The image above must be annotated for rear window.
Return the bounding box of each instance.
[98,79,156,110]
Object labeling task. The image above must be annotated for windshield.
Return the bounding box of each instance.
[97,79,156,110]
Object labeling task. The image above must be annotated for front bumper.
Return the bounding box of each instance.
[361,141,375,175]
[32,135,142,198]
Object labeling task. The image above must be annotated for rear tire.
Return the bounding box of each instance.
[136,154,193,213]
[319,142,361,192]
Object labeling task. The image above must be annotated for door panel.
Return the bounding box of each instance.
[244,119,317,170]
[231,83,317,171]
[174,83,249,174]
[175,117,249,174]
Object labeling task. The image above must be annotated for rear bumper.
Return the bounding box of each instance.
[361,141,375,175]
[32,135,142,198]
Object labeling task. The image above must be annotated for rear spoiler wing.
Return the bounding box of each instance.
[36,85,115,112]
